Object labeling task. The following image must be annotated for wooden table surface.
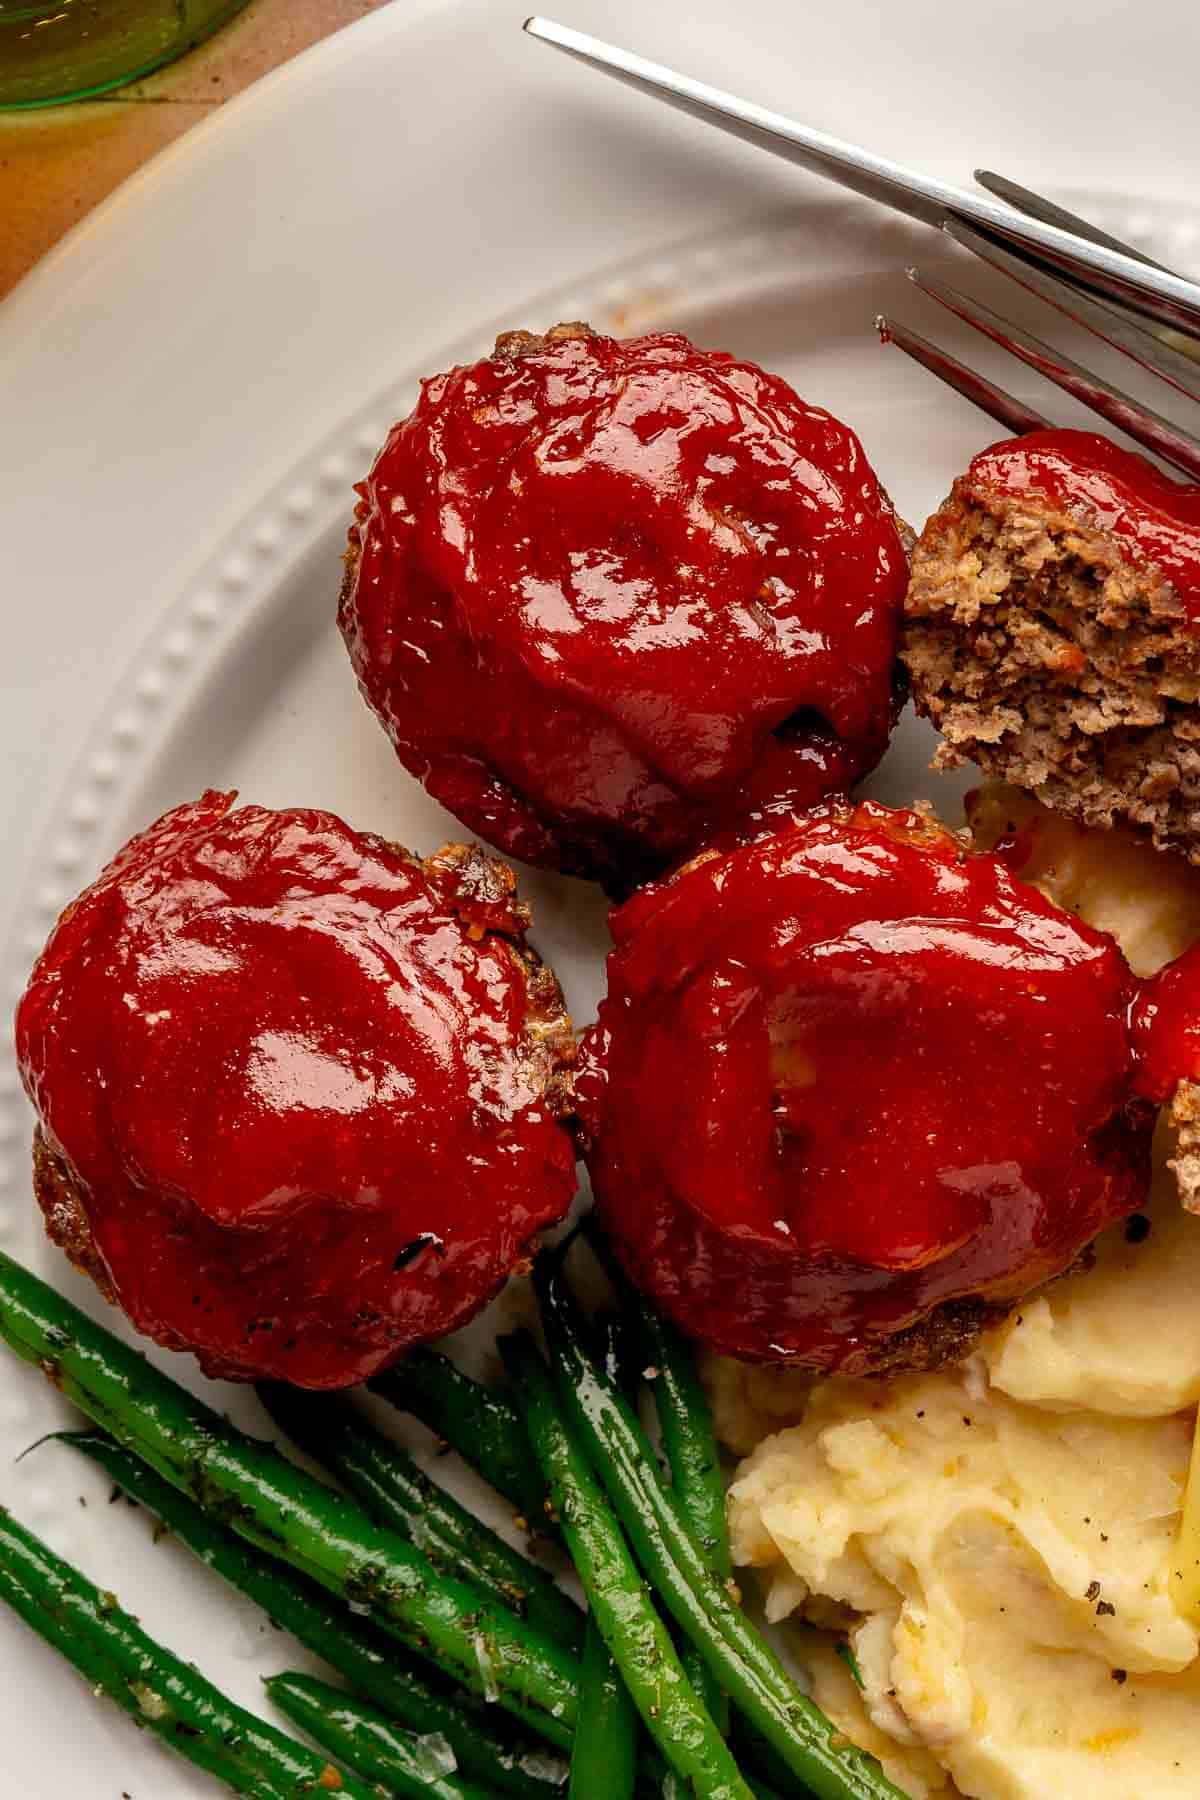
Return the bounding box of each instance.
[0,0,388,300]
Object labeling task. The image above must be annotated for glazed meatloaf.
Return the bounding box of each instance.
[340,321,910,890]
[903,428,1200,859]
[16,793,578,1387]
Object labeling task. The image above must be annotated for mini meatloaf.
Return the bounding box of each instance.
[576,798,1152,1375]
[16,792,577,1388]
[340,322,910,890]
[903,428,1200,859]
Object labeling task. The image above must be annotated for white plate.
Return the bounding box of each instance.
[4,0,1200,1791]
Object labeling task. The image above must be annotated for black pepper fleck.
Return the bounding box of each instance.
[1085,1580,1101,1601]
[1112,1669,1127,1684]
[1097,1600,1117,1617]
[1124,1213,1152,1245]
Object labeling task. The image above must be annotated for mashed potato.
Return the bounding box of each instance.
[729,1362,1198,1798]
[983,1133,1200,1417]
[721,786,1200,1800]
[966,783,1200,980]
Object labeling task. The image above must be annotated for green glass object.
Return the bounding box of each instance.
[0,0,252,110]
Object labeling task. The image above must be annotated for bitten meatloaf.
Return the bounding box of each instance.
[902,428,1200,859]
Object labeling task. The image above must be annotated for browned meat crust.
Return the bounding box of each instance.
[853,1296,1008,1379]
[32,1128,115,1301]
[421,839,576,1121]
[902,481,1200,860]
[492,321,595,361]
[859,1249,1097,1378]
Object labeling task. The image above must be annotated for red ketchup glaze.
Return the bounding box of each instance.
[963,428,1200,623]
[1131,941,1200,1102]
[340,325,909,889]
[576,801,1152,1371]
[15,793,577,1387]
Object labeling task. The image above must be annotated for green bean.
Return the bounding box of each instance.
[572,1317,639,1800]
[569,1611,638,1800]
[258,1383,581,1652]
[501,1331,753,1800]
[598,1313,641,1402]
[0,1504,372,1797]
[0,1250,577,1748]
[371,1349,544,1525]
[579,1229,735,1750]
[60,1431,567,1794]
[534,1260,910,1800]
[640,1300,732,1748]
[639,1311,730,1586]
[581,1225,730,1578]
[266,1671,501,1799]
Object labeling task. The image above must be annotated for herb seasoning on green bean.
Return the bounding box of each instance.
[0,1506,375,1798]
[266,1671,500,1799]
[60,1431,566,1798]
[0,1246,909,1800]
[258,1382,582,1651]
[0,1250,577,1749]
[534,1258,909,1800]
[371,1348,545,1525]
[501,1329,754,1800]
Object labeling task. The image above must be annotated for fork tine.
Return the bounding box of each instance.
[875,315,1052,436]
[976,220,1200,345]
[907,267,1200,482]
[973,172,1170,273]
[943,219,1200,403]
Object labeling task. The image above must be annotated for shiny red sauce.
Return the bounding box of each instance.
[965,428,1200,622]
[577,801,1152,1371]
[340,324,909,889]
[1131,940,1200,1101]
[16,793,576,1387]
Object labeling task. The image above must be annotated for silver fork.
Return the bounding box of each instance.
[524,17,1200,481]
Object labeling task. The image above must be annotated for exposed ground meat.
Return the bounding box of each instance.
[903,431,1200,861]
[1169,1079,1200,1211]
[32,1129,115,1303]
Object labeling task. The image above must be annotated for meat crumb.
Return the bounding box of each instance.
[903,470,1200,863]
